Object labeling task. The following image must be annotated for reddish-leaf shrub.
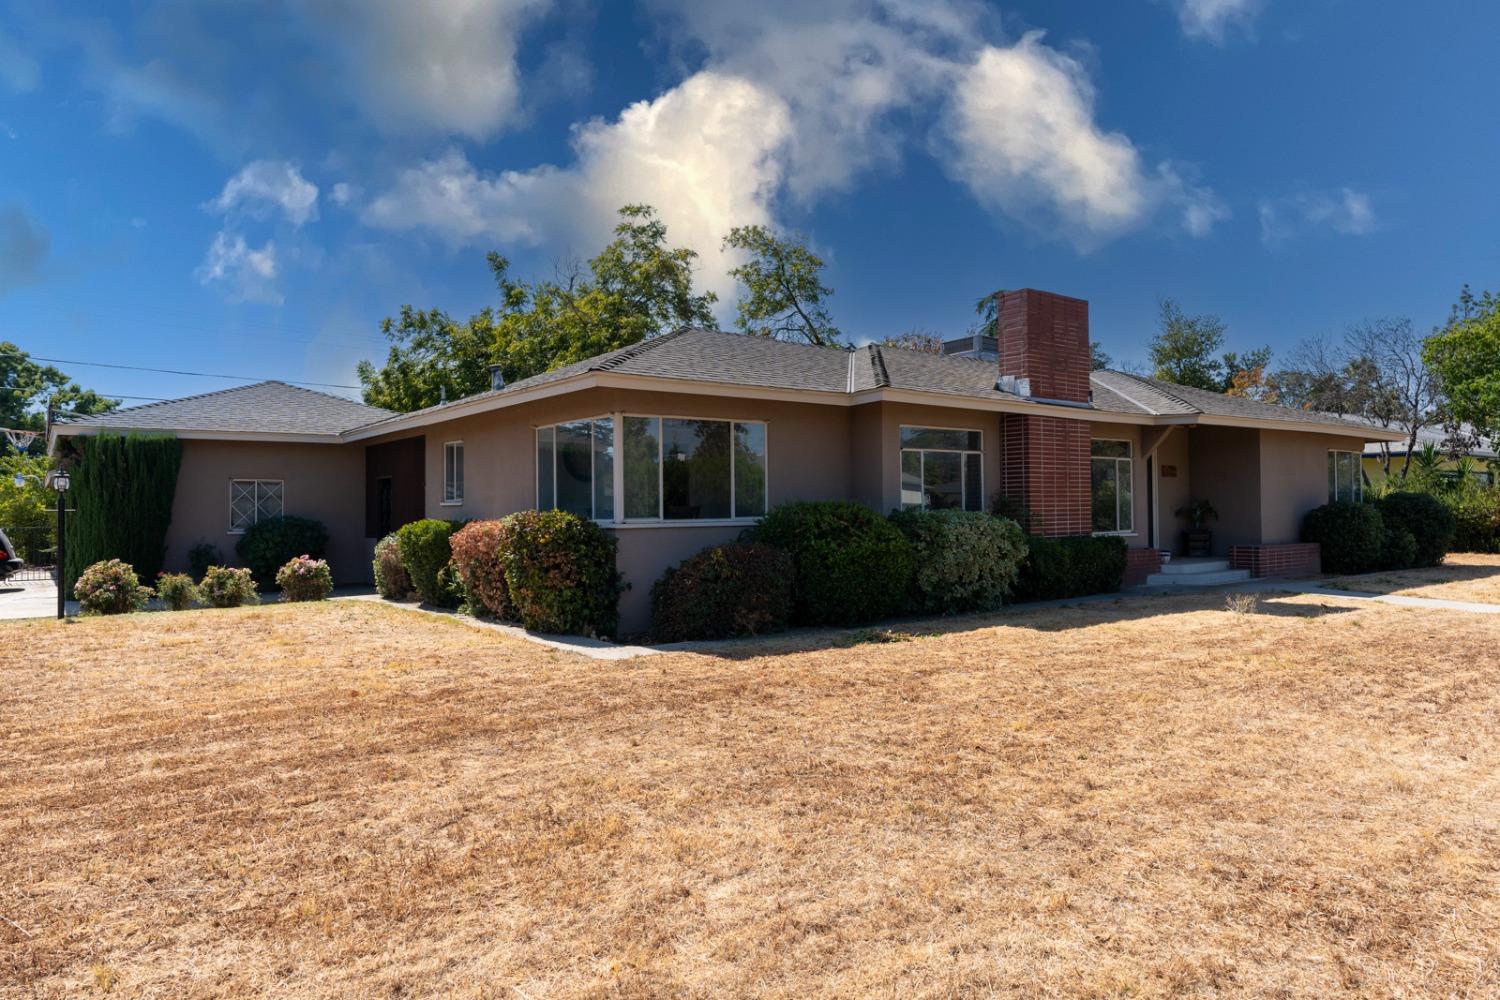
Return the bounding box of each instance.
[449,519,515,620]
[650,542,795,642]
[372,534,411,599]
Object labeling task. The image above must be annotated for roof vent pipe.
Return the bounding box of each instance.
[488,363,505,391]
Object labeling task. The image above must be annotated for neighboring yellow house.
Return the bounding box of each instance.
[1362,425,1496,488]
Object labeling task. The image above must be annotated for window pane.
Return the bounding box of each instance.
[963,453,982,511]
[623,417,660,519]
[592,418,614,521]
[733,422,767,518]
[1328,452,1337,502]
[556,421,593,518]
[1091,440,1131,459]
[537,427,554,510]
[901,451,923,510]
[1340,452,1360,503]
[923,451,963,510]
[257,481,282,521]
[1091,458,1119,532]
[1116,459,1133,532]
[662,418,731,519]
[231,481,255,530]
[455,446,464,499]
[901,426,979,451]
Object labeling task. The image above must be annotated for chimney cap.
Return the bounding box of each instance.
[487,363,506,391]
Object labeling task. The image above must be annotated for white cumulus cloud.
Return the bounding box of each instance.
[1258,187,1376,246]
[365,72,792,301]
[208,160,319,226]
[1171,0,1261,43]
[195,231,281,304]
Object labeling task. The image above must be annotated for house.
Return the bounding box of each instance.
[1361,424,1497,487]
[49,289,1400,632]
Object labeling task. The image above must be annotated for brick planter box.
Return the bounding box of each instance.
[1124,547,1163,586]
[1229,543,1321,578]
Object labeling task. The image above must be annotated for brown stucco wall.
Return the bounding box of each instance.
[1258,429,1370,543]
[1187,427,1262,556]
[1153,426,1192,553]
[164,440,369,583]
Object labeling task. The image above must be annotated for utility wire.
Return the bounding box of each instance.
[24,356,363,391]
[0,386,171,401]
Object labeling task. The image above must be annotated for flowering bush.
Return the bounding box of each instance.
[198,565,259,608]
[74,559,153,616]
[155,572,199,611]
[372,533,411,599]
[275,554,334,602]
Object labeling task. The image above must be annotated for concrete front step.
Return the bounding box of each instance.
[1159,558,1230,575]
[1145,568,1253,587]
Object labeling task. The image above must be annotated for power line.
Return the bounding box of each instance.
[25,356,363,391]
[0,386,170,401]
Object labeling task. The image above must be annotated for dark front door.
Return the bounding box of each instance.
[377,477,393,538]
[365,437,426,538]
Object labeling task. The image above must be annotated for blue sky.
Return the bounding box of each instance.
[1,0,1497,408]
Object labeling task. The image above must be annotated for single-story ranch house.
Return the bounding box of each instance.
[50,289,1401,632]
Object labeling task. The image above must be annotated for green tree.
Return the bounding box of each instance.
[0,450,52,559]
[358,205,718,412]
[1148,299,1271,393]
[1424,286,1500,443]
[880,330,942,354]
[724,225,842,346]
[1,343,119,450]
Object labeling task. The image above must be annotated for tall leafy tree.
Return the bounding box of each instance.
[1424,286,1500,446]
[724,226,842,346]
[0,342,119,450]
[1148,299,1271,393]
[358,205,718,412]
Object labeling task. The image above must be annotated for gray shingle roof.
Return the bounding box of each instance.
[1089,370,1367,429]
[58,381,393,436]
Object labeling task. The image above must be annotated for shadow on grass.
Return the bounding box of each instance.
[1322,558,1500,598]
[661,589,1359,662]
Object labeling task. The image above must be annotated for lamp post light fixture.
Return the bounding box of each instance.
[52,470,69,619]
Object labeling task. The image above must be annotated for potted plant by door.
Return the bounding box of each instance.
[1175,500,1219,557]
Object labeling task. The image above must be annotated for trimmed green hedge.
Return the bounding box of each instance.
[651,542,795,641]
[1010,534,1128,603]
[1375,491,1455,567]
[889,509,1027,614]
[1302,502,1383,574]
[746,501,914,626]
[1449,489,1500,553]
[64,433,182,591]
[395,519,462,607]
[499,510,621,636]
[236,515,329,590]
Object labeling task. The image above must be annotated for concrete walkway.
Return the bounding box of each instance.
[0,578,74,620]
[1238,579,1500,615]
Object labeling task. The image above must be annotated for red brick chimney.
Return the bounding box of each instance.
[995,288,1093,536]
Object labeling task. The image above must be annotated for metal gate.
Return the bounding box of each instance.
[3,523,56,583]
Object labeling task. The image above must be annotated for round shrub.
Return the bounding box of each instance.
[1450,489,1500,553]
[449,520,515,620]
[74,559,153,615]
[1009,533,1128,603]
[499,510,622,637]
[155,572,199,611]
[1375,491,1456,567]
[372,533,411,599]
[1379,521,1418,571]
[746,500,915,626]
[235,516,329,590]
[199,565,259,608]
[276,555,334,602]
[888,510,1027,614]
[1302,502,1383,574]
[395,519,462,606]
[651,542,795,641]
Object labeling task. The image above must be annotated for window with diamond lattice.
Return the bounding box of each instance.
[230,480,283,533]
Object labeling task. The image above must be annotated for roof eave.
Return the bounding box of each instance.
[50,425,347,448]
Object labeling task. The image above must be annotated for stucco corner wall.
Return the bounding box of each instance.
[165,440,370,584]
[1257,429,1369,544]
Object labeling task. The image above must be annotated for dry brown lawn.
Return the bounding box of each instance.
[1325,552,1500,604]
[3,594,1500,998]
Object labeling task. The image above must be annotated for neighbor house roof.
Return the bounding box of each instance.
[50,329,1402,447]
[1360,421,1496,460]
[53,381,393,443]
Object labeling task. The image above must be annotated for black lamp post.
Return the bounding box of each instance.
[51,470,69,619]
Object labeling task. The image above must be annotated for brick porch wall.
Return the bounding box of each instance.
[1124,547,1162,586]
[1229,543,1321,578]
[999,413,1091,536]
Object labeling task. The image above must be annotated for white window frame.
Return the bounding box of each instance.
[1328,450,1364,504]
[899,424,984,513]
[227,479,284,535]
[441,440,464,506]
[534,414,615,522]
[1090,439,1135,536]
[534,413,770,526]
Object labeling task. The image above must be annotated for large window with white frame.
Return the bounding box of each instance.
[1328,450,1363,503]
[442,441,464,505]
[536,418,614,520]
[229,479,283,533]
[535,415,766,522]
[1090,440,1134,534]
[900,426,983,511]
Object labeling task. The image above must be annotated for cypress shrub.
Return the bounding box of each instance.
[888,510,1027,614]
[1374,491,1455,567]
[745,500,915,626]
[650,542,795,641]
[236,515,329,590]
[1301,502,1383,574]
[64,433,183,592]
